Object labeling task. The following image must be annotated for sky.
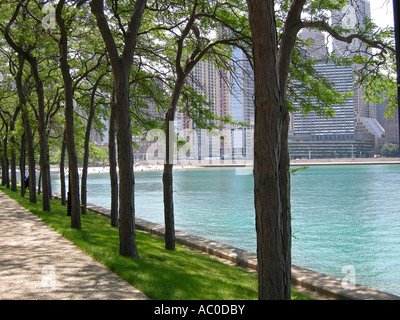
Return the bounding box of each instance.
[370,0,394,28]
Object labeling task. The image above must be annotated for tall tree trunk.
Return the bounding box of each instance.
[81,117,93,215]
[56,0,80,228]
[60,130,67,206]
[10,135,17,192]
[275,0,306,299]
[23,109,36,203]
[163,110,175,249]
[1,135,10,188]
[163,78,184,251]
[91,0,146,258]
[109,102,118,227]
[19,102,36,203]
[16,55,36,203]
[115,66,139,258]
[248,0,306,300]
[248,0,290,300]
[34,63,51,211]
[9,107,21,192]
[81,73,104,215]
[19,132,26,197]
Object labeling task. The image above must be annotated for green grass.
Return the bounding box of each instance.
[0,185,313,300]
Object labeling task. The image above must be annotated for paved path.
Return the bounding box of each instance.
[0,190,148,300]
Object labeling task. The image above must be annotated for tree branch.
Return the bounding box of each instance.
[301,20,395,54]
[122,0,147,66]
[90,0,120,71]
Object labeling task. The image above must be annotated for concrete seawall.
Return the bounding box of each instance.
[290,157,400,166]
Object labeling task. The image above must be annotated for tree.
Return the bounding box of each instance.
[14,54,36,203]
[108,89,118,227]
[142,0,250,250]
[80,69,107,216]
[247,0,395,299]
[0,102,20,192]
[90,0,146,258]
[56,0,81,228]
[380,143,399,157]
[2,2,55,212]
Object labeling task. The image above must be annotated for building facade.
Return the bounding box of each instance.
[288,0,385,159]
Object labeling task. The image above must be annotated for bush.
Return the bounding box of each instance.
[380,143,400,157]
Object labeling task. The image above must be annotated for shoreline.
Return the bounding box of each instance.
[59,157,400,175]
[290,157,400,166]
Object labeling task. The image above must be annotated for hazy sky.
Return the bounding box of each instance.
[370,0,394,28]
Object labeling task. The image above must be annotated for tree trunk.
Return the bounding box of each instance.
[81,109,94,215]
[109,102,118,227]
[60,130,67,206]
[278,110,292,298]
[9,107,20,192]
[81,73,104,215]
[1,137,10,188]
[10,135,17,192]
[163,109,176,250]
[247,0,291,300]
[56,1,80,228]
[34,64,51,211]
[163,163,175,250]
[19,133,26,197]
[115,94,139,258]
[15,55,36,203]
[18,107,35,201]
[91,0,146,259]
[162,73,187,250]
[115,65,139,258]
[22,108,36,204]
[275,0,306,299]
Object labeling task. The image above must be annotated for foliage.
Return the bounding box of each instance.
[380,143,400,157]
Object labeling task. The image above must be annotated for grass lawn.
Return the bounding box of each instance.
[0,185,313,300]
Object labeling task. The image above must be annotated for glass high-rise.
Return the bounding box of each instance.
[289,0,385,158]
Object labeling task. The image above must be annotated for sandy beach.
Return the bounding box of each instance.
[53,157,400,175]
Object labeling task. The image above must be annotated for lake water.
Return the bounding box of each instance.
[51,164,400,296]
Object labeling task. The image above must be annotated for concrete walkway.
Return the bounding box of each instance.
[0,190,148,300]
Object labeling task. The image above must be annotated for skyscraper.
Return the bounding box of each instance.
[229,48,254,125]
[289,5,385,159]
[290,59,355,141]
[228,48,254,160]
[331,0,371,57]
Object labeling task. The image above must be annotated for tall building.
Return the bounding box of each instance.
[175,48,255,162]
[288,2,385,159]
[229,48,254,125]
[291,59,355,141]
[376,101,399,145]
[331,0,371,57]
[228,48,254,160]
[331,0,380,143]
[175,59,223,162]
[298,28,327,61]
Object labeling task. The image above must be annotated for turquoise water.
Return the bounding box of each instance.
[51,165,400,296]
